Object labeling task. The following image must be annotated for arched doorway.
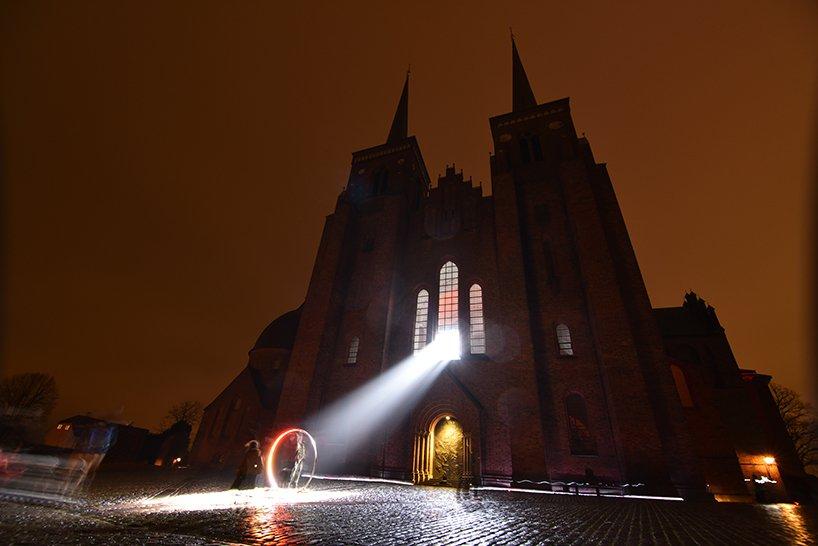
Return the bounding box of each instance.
[412,414,473,486]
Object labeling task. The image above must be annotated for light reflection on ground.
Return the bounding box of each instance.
[3,471,816,544]
[131,487,357,513]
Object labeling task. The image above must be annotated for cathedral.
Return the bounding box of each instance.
[191,40,807,502]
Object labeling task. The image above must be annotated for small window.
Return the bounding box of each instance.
[57,424,63,430]
[519,138,531,164]
[530,134,543,161]
[373,169,389,195]
[670,364,694,407]
[413,290,430,353]
[556,323,573,356]
[469,284,486,354]
[347,337,360,365]
[534,204,549,227]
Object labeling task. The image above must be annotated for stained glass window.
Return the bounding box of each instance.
[469,284,485,354]
[437,262,458,334]
[413,290,429,353]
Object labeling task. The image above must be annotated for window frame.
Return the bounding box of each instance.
[556,323,573,356]
[412,289,430,353]
[468,283,486,355]
[346,336,360,366]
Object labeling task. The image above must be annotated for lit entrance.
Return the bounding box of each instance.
[412,414,473,486]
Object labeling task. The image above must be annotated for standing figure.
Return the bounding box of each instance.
[231,440,263,490]
[287,432,307,488]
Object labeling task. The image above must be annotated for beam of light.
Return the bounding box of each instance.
[130,487,356,513]
[265,428,317,490]
[306,331,460,473]
[470,486,684,502]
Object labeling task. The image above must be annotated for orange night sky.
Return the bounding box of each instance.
[1,1,815,429]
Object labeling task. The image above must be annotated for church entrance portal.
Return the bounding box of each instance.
[412,414,473,487]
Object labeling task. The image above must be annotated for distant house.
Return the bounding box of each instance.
[44,415,191,467]
[45,416,148,463]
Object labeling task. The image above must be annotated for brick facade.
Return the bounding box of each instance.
[190,42,807,501]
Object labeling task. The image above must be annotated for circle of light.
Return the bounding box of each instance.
[265,428,318,491]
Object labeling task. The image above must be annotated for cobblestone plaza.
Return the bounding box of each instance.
[1,471,816,545]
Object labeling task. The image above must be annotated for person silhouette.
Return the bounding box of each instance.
[288,433,307,488]
[231,440,263,490]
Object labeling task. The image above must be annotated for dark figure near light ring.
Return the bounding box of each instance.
[231,440,263,490]
[288,432,307,488]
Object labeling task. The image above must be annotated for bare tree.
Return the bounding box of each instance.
[164,400,202,429]
[770,383,818,473]
[0,373,58,420]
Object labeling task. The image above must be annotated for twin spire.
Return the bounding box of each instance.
[384,36,538,144]
[511,34,537,112]
[386,70,409,144]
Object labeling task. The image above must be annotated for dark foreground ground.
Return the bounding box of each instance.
[0,469,816,545]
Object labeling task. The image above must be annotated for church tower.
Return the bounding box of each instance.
[489,36,706,495]
[271,73,432,472]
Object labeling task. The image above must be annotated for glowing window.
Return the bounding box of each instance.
[413,290,429,353]
[469,284,485,354]
[670,364,694,407]
[347,337,360,365]
[556,323,573,356]
[566,393,597,455]
[437,262,458,334]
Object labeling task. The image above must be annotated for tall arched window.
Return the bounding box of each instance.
[556,323,573,356]
[437,262,458,334]
[469,284,485,354]
[670,364,694,407]
[413,290,429,353]
[566,393,597,455]
[346,337,360,365]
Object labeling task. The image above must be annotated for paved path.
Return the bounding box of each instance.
[0,470,816,544]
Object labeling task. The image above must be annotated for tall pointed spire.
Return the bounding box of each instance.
[511,33,537,112]
[386,70,409,144]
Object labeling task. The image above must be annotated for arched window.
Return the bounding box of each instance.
[437,261,459,334]
[469,284,485,354]
[346,337,360,365]
[556,323,573,356]
[670,364,694,408]
[519,137,531,163]
[566,394,597,455]
[413,290,429,353]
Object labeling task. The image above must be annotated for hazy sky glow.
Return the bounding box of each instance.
[1,1,815,428]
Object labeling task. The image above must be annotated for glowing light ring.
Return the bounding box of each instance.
[265,428,317,491]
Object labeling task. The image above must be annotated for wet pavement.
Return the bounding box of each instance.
[0,469,816,545]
